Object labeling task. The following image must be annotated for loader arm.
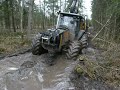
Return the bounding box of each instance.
[70,0,79,14]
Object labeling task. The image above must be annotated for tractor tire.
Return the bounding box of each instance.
[66,41,82,60]
[81,34,88,48]
[31,38,47,55]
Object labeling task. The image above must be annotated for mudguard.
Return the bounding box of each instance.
[77,30,88,48]
[77,30,86,40]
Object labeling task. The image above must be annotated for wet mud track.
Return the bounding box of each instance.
[0,47,119,90]
[0,53,75,90]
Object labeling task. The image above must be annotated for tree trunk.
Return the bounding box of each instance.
[20,0,24,33]
[4,0,11,30]
[39,0,42,29]
[43,0,45,30]
[27,0,34,39]
[53,0,55,25]
[11,10,16,32]
[10,0,16,32]
[60,0,61,11]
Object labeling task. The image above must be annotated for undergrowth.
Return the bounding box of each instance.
[0,32,31,54]
[75,39,120,87]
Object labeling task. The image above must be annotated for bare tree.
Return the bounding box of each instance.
[10,0,16,32]
[20,0,24,33]
[27,0,34,39]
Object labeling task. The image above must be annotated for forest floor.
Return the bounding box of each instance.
[0,28,120,90]
[0,32,31,59]
[71,46,120,90]
[0,45,119,90]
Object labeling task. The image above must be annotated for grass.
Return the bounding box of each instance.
[75,55,120,87]
[74,41,120,87]
[0,32,31,54]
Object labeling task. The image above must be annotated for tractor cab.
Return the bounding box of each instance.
[56,12,85,38]
[56,12,83,30]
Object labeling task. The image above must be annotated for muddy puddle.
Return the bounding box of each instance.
[0,53,75,90]
[0,47,119,90]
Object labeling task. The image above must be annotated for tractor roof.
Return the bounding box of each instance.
[60,12,83,19]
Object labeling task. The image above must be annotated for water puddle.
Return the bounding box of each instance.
[7,67,18,71]
[0,53,75,90]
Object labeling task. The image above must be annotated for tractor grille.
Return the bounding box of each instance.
[42,37,49,44]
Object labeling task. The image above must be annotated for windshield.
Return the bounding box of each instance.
[58,15,76,31]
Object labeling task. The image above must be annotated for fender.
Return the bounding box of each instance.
[77,30,86,40]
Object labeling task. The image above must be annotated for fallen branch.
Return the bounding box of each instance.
[95,20,109,30]
[102,44,119,54]
[91,37,114,45]
[90,35,114,45]
[92,14,112,41]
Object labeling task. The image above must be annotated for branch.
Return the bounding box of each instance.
[95,20,109,30]
[92,14,112,41]
[90,35,114,45]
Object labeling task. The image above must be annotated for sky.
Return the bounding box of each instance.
[83,0,92,19]
[34,0,92,19]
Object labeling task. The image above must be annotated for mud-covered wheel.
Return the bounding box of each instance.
[81,33,88,48]
[31,38,47,55]
[66,41,82,60]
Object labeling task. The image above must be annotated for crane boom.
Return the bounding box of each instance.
[70,0,79,14]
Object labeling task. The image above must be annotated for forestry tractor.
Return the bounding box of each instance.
[31,0,89,60]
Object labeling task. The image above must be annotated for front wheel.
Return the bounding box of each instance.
[31,37,47,55]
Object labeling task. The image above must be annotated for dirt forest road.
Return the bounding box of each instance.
[0,46,119,90]
[0,52,76,90]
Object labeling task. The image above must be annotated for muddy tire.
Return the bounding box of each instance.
[32,38,47,55]
[81,34,88,48]
[66,41,82,60]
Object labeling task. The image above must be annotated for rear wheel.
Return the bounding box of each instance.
[66,41,82,60]
[81,34,88,48]
[31,37,47,55]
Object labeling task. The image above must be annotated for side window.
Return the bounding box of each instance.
[80,19,85,30]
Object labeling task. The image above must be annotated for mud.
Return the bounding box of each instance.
[0,47,119,90]
[0,47,31,60]
[0,53,75,90]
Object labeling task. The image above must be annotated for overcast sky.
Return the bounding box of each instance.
[35,0,92,19]
[83,0,92,19]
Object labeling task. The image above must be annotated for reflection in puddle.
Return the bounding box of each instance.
[37,72,44,82]
[4,85,8,90]
[7,67,18,71]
